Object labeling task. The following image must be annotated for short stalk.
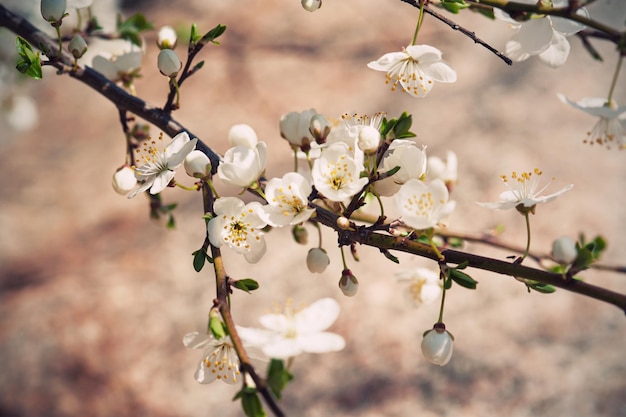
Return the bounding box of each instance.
[521,212,532,263]
[606,54,623,104]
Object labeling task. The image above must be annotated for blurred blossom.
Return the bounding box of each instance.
[207,197,267,263]
[476,169,573,213]
[237,298,345,359]
[427,150,457,189]
[395,267,442,307]
[41,0,66,22]
[587,0,626,30]
[301,0,322,12]
[67,0,93,8]
[494,0,588,68]
[157,25,177,49]
[552,236,578,265]
[112,165,137,196]
[3,94,39,132]
[92,50,142,83]
[367,45,456,98]
[394,178,455,230]
[558,94,626,149]
[183,332,240,384]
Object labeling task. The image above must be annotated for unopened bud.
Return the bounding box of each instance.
[184,150,211,178]
[301,0,322,12]
[339,269,358,297]
[68,34,87,59]
[157,25,177,49]
[357,125,381,155]
[157,49,182,77]
[421,323,454,366]
[309,113,330,144]
[552,236,577,264]
[41,0,66,23]
[292,224,308,244]
[307,248,330,273]
[336,216,351,230]
[228,124,258,148]
[112,165,137,195]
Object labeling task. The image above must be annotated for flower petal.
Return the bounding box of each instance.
[299,332,345,354]
[295,298,340,334]
[515,18,554,54]
[149,170,175,194]
[538,31,570,68]
[367,51,407,71]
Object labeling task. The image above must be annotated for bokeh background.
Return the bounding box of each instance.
[1,1,625,416]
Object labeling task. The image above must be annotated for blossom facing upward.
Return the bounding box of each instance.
[394,178,455,230]
[395,267,442,308]
[312,142,369,202]
[128,132,197,198]
[237,298,345,359]
[259,172,315,227]
[558,94,626,148]
[367,45,457,98]
[476,169,573,213]
[207,197,267,263]
[183,332,240,384]
[217,142,267,189]
[495,0,587,67]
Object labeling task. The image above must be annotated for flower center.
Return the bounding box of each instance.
[324,157,353,191]
[403,190,440,217]
[274,186,305,216]
[203,342,240,383]
[222,212,258,249]
[134,133,169,174]
[500,168,544,199]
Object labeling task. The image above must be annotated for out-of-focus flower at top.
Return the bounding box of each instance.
[217,142,266,189]
[476,169,573,214]
[394,178,455,230]
[157,25,177,49]
[259,172,315,227]
[367,45,457,98]
[237,298,345,359]
[183,332,240,384]
[427,150,457,190]
[2,94,39,133]
[128,132,197,198]
[207,197,267,263]
[312,142,369,202]
[558,94,626,149]
[395,267,442,308]
[494,0,588,68]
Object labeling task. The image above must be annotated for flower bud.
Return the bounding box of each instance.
[339,269,358,297]
[292,224,308,244]
[307,248,330,273]
[336,216,351,230]
[552,236,577,264]
[421,323,453,366]
[309,113,330,144]
[228,124,258,148]
[280,109,316,148]
[157,49,182,77]
[301,0,322,12]
[41,0,66,23]
[68,34,87,59]
[112,166,137,195]
[157,25,177,49]
[357,125,381,155]
[184,150,211,178]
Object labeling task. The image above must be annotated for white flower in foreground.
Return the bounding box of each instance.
[207,197,267,263]
[421,323,453,366]
[128,132,197,198]
[312,142,369,202]
[259,172,315,227]
[217,142,266,189]
[476,169,573,213]
[558,94,626,148]
[228,124,258,148]
[302,0,322,12]
[552,236,578,265]
[367,45,457,98]
[395,267,442,307]
[237,298,345,359]
[357,125,381,154]
[112,165,137,195]
[280,109,318,149]
[383,140,428,184]
[394,178,455,230]
[325,112,386,164]
[495,0,587,68]
[183,332,240,384]
[428,150,457,188]
[92,51,142,83]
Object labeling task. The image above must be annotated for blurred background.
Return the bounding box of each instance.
[1,1,625,416]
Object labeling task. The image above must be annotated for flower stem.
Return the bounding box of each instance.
[54,24,62,58]
[606,54,623,104]
[521,212,532,263]
[411,0,426,45]
[340,246,348,270]
[437,264,447,323]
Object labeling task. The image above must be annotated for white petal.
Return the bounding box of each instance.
[420,60,457,83]
[91,55,119,80]
[194,359,218,384]
[405,44,442,62]
[167,138,197,168]
[516,19,554,54]
[243,237,266,264]
[258,314,289,332]
[538,32,570,68]
[295,298,340,333]
[213,196,245,216]
[149,170,175,194]
[183,332,212,349]
[262,339,302,359]
[367,51,407,71]
[299,332,345,354]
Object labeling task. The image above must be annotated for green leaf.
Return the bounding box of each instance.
[380,248,399,264]
[449,268,478,290]
[233,278,260,293]
[233,387,266,417]
[190,23,201,44]
[117,13,154,46]
[15,37,42,79]
[267,359,294,400]
[526,282,556,294]
[393,112,413,138]
[192,249,206,272]
[209,316,226,340]
[440,0,469,13]
[201,24,227,45]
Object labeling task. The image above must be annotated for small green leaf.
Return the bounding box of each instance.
[380,248,399,264]
[233,278,260,293]
[15,37,42,79]
[233,387,266,417]
[192,249,206,272]
[440,0,469,13]
[526,282,557,294]
[166,214,176,229]
[393,112,413,138]
[117,13,154,46]
[449,269,478,289]
[190,23,201,44]
[267,359,294,400]
[201,24,227,45]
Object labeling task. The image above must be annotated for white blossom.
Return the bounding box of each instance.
[112,166,137,196]
[312,142,369,202]
[183,332,240,384]
[259,172,315,227]
[302,0,322,12]
[237,298,345,359]
[41,0,66,22]
[280,109,318,149]
[395,267,442,307]
[157,25,177,49]
[306,248,330,273]
[427,150,457,187]
[217,142,266,189]
[207,197,267,263]
[68,34,87,59]
[92,50,142,83]
[552,236,578,264]
[367,45,457,98]
[228,124,258,148]
[394,178,455,230]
